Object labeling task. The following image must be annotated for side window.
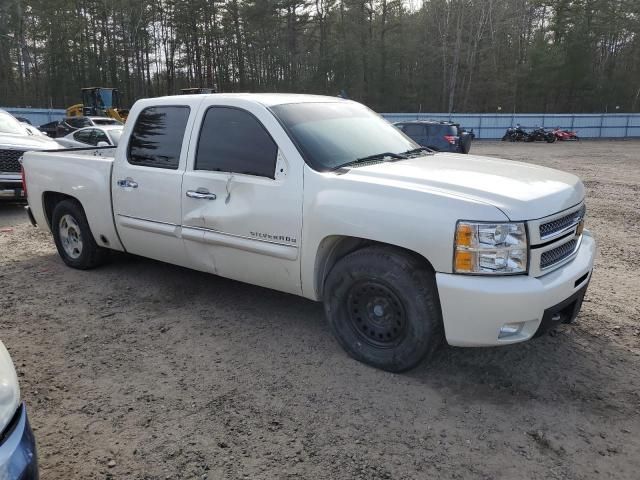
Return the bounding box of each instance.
[94,129,110,145]
[128,106,190,169]
[195,107,278,179]
[403,124,424,137]
[73,129,92,144]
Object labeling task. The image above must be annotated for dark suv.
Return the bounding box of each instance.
[394,121,472,154]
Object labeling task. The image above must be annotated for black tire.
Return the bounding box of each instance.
[459,133,472,154]
[323,246,443,372]
[546,134,556,143]
[501,135,508,141]
[51,199,108,269]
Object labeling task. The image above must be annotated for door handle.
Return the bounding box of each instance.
[117,179,138,188]
[186,190,216,200]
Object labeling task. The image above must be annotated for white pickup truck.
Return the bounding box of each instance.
[22,94,595,372]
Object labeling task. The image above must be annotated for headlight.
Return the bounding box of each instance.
[454,221,528,274]
[0,341,20,434]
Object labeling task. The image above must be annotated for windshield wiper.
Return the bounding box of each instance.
[333,152,407,171]
[401,147,435,156]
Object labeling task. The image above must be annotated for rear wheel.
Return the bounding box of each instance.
[52,199,108,269]
[323,246,443,372]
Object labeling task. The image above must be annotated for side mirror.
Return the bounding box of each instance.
[97,141,110,147]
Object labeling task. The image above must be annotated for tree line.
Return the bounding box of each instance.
[1,0,639,113]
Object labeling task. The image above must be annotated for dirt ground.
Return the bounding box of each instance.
[1,140,639,480]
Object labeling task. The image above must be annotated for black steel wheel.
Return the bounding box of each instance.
[347,280,408,348]
[323,246,443,372]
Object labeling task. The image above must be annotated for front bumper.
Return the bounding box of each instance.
[0,404,39,480]
[0,175,24,199]
[436,232,596,347]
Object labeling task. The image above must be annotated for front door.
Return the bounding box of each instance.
[112,104,194,267]
[181,102,304,295]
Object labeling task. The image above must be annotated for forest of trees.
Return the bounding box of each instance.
[0,0,639,113]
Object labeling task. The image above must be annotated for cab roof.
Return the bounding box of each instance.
[148,93,349,107]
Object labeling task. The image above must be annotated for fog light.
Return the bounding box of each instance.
[499,323,523,338]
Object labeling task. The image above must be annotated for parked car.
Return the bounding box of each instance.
[0,340,39,479]
[23,94,594,372]
[0,109,60,200]
[56,116,122,138]
[37,121,60,138]
[56,125,123,148]
[394,120,472,153]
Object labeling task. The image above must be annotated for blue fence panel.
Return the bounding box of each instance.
[3,107,640,139]
[2,107,66,126]
[381,113,640,139]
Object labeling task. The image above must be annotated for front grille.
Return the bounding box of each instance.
[539,206,585,240]
[540,239,578,270]
[0,149,25,173]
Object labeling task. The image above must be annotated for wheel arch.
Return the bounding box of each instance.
[313,235,436,301]
[42,191,79,231]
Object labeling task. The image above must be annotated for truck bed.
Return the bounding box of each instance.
[22,147,124,251]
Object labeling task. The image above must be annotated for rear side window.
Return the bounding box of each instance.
[128,106,190,169]
[94,129,110,145]
[403,124,424,137]
[73,129,93,144]
[427,124,458,136]
[195,107,277,178]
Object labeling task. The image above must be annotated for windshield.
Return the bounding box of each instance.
[271,102,418,171]
[108,129,123,146]
[0,111,27,135]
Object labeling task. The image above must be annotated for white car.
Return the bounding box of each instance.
[56,125,123,149]
[0,340,38,477]
[22,94,595,372]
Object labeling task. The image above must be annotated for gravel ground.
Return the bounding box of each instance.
[1,140,639,479]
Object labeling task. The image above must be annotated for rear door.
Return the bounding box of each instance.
[111,102,198,267]
[181,99,304,295]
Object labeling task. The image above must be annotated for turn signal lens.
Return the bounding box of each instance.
[455,251,474,271]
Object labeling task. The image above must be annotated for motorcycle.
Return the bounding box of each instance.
[501,125,529,142]
[526,126,556,143]
[552,128,579,141]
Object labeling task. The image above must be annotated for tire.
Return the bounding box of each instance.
[501,135,508,141]
[51,199,108,269]
[459,134,472,154]
[323,246,443,372]
[546,134,556,143]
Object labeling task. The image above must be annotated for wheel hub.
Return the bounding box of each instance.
[59,214,83,259]
[347,281,407,347]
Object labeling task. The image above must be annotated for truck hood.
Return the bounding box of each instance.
[346,152,584,220]
[0,132,60,150]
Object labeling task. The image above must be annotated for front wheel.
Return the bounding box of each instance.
[323,246,443,372]
[52,199,108,269]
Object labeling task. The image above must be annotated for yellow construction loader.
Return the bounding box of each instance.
[66,87,129,122]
